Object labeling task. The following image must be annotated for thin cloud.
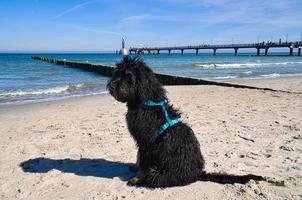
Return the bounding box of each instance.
[53,0,95,19]
[152,0,230,7]
[75,26,121,36]
[120,14,151,23]
[131,0,302,30]
[62,23,122,36]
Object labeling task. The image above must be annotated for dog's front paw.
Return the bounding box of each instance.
[127,176,142,186]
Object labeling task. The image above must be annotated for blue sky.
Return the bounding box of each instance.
[0,0,301,52]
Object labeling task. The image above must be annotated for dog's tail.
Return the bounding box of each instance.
[199,172,266,184]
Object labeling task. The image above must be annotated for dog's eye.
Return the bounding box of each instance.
[125,72,132,77]
[125,72,135,83]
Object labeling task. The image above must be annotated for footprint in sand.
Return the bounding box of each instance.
[279,145,294,151]
[293,135,302,140]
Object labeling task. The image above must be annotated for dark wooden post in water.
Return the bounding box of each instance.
[234,48,238,56]
[298,48,301,56]
[289,47,293,56]
[265,48,269,56]
[168,49,171,55]
[213,48,217,56]
[195,49,199,55]
[181,49,184,55]
[256,48,260,56]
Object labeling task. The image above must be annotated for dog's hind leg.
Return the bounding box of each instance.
[128,168,186,188]
[127,168,161,187]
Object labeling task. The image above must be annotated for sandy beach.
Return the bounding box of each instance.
[0,77,301,200]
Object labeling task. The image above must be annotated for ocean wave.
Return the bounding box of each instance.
[260,73,281,78]
[213,75,237,79]
[236,71,255,78]
[0,83,101,97]
[0,91,109,106]
[196,61,302,69]
[213,73,288,80]
[213,71,255,79]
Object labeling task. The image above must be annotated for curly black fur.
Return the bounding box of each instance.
[107,56,265,188]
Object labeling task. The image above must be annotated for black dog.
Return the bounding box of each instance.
[107,56,265,188]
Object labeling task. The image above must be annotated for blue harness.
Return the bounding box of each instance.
[144,100,181,135]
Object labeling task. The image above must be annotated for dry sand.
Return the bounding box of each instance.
[0,77,301,200]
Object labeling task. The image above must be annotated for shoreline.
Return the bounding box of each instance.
[0,91,109,109]
[1,75,301,108]
[226,75,302,92]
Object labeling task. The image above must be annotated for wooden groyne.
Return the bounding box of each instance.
[31,56,296,93]
[32,56,115,77]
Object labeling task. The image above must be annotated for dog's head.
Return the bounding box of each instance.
[107,56,165,104]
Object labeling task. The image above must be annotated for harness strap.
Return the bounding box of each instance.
[144,100,181,135]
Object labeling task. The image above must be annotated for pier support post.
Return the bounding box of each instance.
[234,48,238,56]
[195,49,199,55]
[157,50,160,54]
[265,48,269,56]
[181,49,184,55]
[213,48,217,56]
[289,48,293,56]
[298,48,301,56]
[168,49,171,55]
[256,48,260,56]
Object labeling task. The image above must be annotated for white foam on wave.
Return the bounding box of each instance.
[196,61,302,69]
[213,71,254,79]
[213,75,237,79]
[0,83,100,97]
[0,91,109,106]
[212,72,302,80]
[260,73,281,78]
[243,71,253,74]
[0,86,69,97]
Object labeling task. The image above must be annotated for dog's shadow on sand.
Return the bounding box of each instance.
[20,158,278,186]
[20,157,136,180]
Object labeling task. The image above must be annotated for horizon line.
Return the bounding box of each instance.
[0,51,299,54]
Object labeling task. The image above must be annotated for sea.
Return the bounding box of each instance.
[1,53,302,106]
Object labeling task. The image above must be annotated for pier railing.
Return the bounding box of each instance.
[129,41,302,56]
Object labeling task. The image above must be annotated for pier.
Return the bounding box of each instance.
[129,41,302,56]
[32,56,293,93]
